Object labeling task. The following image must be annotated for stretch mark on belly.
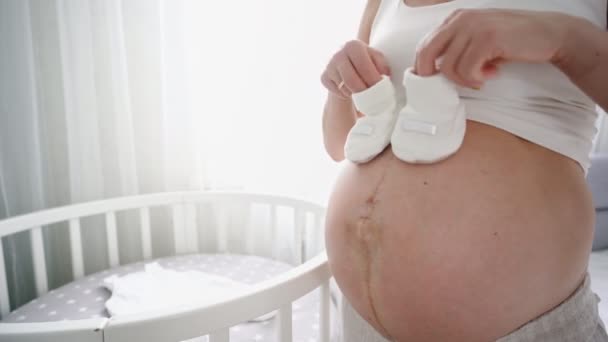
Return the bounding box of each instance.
[351,153,396,340]
[361,217,394,341]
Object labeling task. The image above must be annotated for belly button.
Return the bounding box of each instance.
[360,195,379,219]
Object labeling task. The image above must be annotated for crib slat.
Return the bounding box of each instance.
[208,328,229,342]
[320,279,331,342]
[139,207,152,260]
[244,202,254,255]
[217,203,228,253]
[293,208,305,265]
[302,212,314,263]
[277,303,293,342]
[69,218,85,279]
[184,203,198,253]
[0,241,10,318]
[31,226,49,296]
[105,212,120,268]
[315,212,323,256]
[269,204,277,259]
[172,204,187,255]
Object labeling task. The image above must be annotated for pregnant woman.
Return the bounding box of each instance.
[320,0,608,341]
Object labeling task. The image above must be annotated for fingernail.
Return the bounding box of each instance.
[469,82,482,90]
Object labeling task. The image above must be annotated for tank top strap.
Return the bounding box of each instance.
[369,0,400,44]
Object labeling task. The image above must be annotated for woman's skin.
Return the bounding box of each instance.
[321,1,608,341]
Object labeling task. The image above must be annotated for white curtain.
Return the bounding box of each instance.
[0,0,363,309]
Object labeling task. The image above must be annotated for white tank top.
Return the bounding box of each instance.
[369,0,607,173]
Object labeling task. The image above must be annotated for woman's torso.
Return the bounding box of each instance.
[325,1,604,341]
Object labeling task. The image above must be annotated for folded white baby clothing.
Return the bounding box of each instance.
[344,74,398,163]
[102,262,275,321]
[390,67,466,164]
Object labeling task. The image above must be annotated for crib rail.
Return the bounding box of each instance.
[0,192,325,239]
[0,191,331,342]
[0,319,107,342]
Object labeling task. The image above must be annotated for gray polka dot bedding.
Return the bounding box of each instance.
[3,253,340,342]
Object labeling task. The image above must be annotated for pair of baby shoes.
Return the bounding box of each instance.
[343,67,466,164]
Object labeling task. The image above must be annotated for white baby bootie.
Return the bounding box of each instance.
[390,67,466,164]
[344,74,398,163]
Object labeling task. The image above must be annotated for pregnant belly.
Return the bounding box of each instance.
[325,121,595,342]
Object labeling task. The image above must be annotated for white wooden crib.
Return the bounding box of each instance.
[0,191,333,342]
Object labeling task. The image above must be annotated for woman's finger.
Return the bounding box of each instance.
[456,34,501,88]
[441,8,466,26]
[348,46,383,88]
[415,23,458,77]
[481,59,502,78]
[368,48,392,77]
[339,82,352,98]
[331,69,352,98]
[437,32,472,88]
[321,71,349,99]
[337,57,367,94]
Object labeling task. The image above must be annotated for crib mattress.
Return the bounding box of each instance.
[3,253,339,342]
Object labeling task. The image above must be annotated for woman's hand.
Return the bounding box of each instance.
[321,39,391,99]
[414,9,573,89]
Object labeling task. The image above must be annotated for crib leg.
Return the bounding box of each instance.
[277,303,293,342]
[320,279,331,342]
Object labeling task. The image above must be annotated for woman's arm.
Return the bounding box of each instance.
[321,0,381,162]
[413,9,608,112]
[553,15,608,112]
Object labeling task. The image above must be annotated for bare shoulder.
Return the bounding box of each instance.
[357,0,382,44]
